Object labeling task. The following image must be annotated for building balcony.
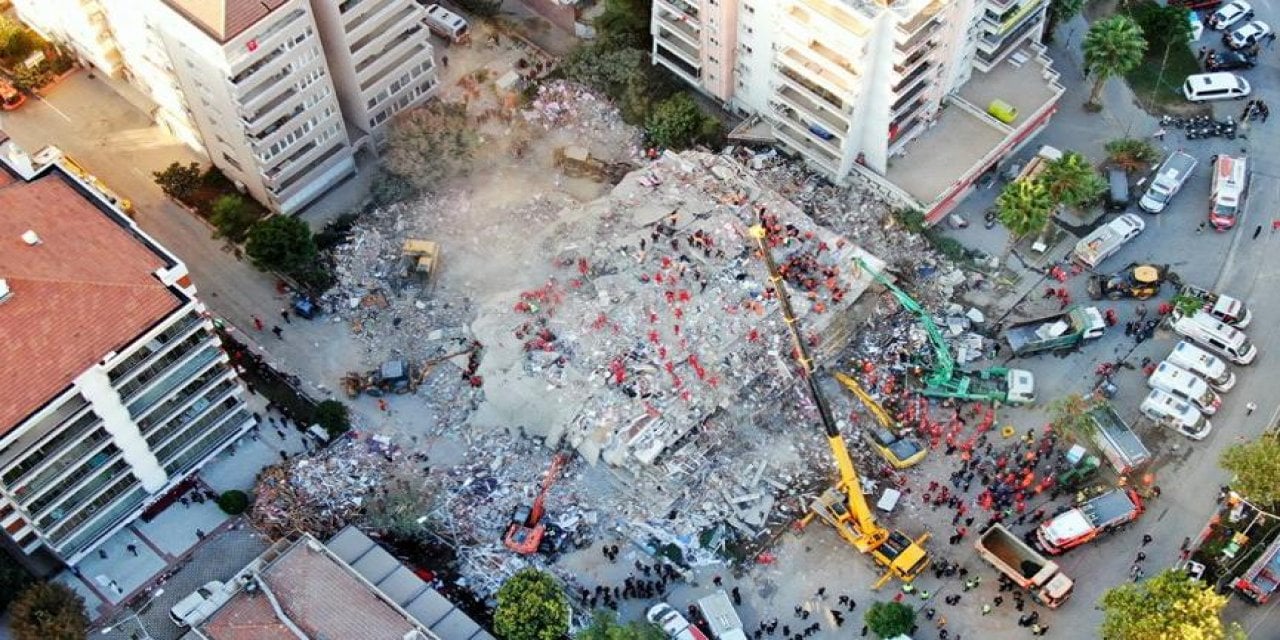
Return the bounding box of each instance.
[777,47,854,97]
[653,26,701,67]
[894,43,937,78]
[773,84,849,134]
[981,0,1047,36]
[892,61,935,96]
[653,44,702,86]
[787,0,872,40]
[53,483,146,554]
[357,38,427,92]
[235,59,297,107]
[893,83,929,116]
[243,87,300,131]
[771,117,841,175]
[896,19,943,54]
[656,0,700,21]
[349,0,413,45]
[769,101,843,154]
[977,10,1045,64]
[351,21,420,74]
[128,347,226,420]
[655,8,701,48]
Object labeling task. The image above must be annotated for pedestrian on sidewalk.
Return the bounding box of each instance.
[272,325,283,339]
[252,315,264,331]
[1142,534,1154,546]
[1135,551,1146,563]
[1246,401,1257,415]
[1254,225,1263,240]
[127,544,138,556]
[280,309,291,324]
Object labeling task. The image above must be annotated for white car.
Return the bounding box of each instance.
[1225,20,1271,49]
[647,603,710,640]
[170,581,227,627]
[1209,0,1253,30]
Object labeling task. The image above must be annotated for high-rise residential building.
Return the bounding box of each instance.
[0,135,254,573]
[652,0,1064,222]
[11,0,439,215]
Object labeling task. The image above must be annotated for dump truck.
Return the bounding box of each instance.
[1087,403,1151,474]
[1178,283,1252,328]
[1004,306,1106,357]
[1234,532,1280,604]
[697,591,748,640]
[976,525,1074,608]
[1073,213,1145,268]
[1035,488,1145,555]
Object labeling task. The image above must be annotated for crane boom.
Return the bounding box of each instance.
[852,257,955,387]
[749,225,929,587]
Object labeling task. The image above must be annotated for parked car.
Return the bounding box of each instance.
[1206,50,1256,71]
[1209,0,1253,29]
[1224,20,1271,49]
[647,603,710,640]
[170,581,229,627]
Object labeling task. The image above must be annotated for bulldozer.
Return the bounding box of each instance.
[1087,263,1179,300]
[552,145,631,182]
[341,360,412,398]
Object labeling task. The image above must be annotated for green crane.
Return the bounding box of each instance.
[852,257,1035,405]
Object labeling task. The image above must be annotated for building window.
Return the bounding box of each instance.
[221,153,244,173]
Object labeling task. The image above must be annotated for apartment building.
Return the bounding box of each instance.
[312,0,441,150]
[652,0,1064,222]
[12,0,439,214]
[0,135,254,573]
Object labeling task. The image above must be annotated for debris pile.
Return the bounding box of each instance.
[249,435,414,539]
[523,81,642,153]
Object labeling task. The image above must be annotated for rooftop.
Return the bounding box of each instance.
[162,0,290,43]
[957,47,1062,130]
[0,153,182,430]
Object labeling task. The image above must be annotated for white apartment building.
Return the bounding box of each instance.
[0,135,254,573]
[652,0,1065,222]
[12,0,439,214]
[312,0,441,149]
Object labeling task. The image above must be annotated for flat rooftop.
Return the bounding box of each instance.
[887,45,1063,208]
[0,153,182,429]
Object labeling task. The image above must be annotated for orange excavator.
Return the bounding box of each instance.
[503,452,569,554]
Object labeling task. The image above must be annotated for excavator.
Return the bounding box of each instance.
[835,372,926,469]
[504,452,568,555]
[852,257,1035,405]
[749,225,930,589]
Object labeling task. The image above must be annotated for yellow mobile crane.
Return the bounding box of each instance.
[748,225,930,588]
[834,372,927,470]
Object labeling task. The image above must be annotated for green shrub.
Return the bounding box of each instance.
[313,400,351,439]
[216,490,249,515]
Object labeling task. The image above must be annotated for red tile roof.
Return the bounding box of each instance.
[163,0,291,43]
[200,542,419,640]
[0,173,181,429]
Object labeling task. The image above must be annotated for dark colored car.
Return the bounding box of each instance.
[1207,50,1256,71]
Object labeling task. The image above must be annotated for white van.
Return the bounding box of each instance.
[424,4,470,43]
[1141,389,1212,439]
[1149,362,1222,414]
[1171,311,1257,365]
[1208,154,1248,230]
[1183,72,1251,102]
[1168,341,1236,392]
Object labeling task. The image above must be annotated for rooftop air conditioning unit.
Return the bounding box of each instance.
[0,279,9,303]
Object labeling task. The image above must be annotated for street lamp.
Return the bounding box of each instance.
[99,612,152,640]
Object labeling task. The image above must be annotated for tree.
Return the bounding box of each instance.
[1171,293,1205,318]
[245,216,318,275]
[8,582,88,640]
[216,489,249,515]
[210,194,259,243]
[1105,138,1160,172]
[1128,2,1193,52]
[573,607,667,640]
[864,601,915,638]
[594,0,652,50]
[384,102,476,192]
[1043,0,1085,43]
[313,399,351,439]
[1220,435,1280,506]
[152,161,203,202]
[1083,16,1148,109]
[454,0,502,18]
[9,65,49,93]
[1049,394,1099,442]
[559,44,648,100]
[494,568,569,640]
[995,179,1054,259]
[1040,151,1106,208]
[1100,569,1245,640]
[0,17,34,62]
[0,560,32,613]
[647,93,720,150]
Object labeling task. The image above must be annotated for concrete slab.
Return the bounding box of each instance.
[67,528,167,607]
[887,107,1007,205]
[133,500,229,558]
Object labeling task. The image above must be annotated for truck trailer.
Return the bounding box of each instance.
[1088,403,1151,474]
[1036,488,1145,555]
[697,591,748,640]
[1234,533,1280,604]
[1073,214,1145,268]
[1004,306,1106,357]
[976,525,1074,607]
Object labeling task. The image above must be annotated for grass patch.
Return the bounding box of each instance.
[1125,43,1204,114]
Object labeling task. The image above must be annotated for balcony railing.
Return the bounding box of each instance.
[656,9,700,46]
[775,85,848,132]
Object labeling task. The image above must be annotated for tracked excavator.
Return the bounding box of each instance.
[749,225,930,589]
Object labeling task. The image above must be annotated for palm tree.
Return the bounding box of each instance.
[1105,138,1160,173]
[1040,152,1107,209]
[995,179,1055,259]
[1083,16,1148,109]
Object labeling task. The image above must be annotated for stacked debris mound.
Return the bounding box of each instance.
[469,151,889,473]
[249,435,414,540]
[523,81,642,153]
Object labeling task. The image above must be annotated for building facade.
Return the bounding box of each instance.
[11,0,440,214]
[652,0,1063,221]
[0,136,254,573]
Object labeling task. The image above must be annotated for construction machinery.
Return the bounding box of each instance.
[553,145,631,182]
[401,239,441,287]
[852,258,1035,405]
[834,372,926,469]
[340,344,479,398]
[749,225,930,588]
[1087,263,1177,300]
[504,452,568,555]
